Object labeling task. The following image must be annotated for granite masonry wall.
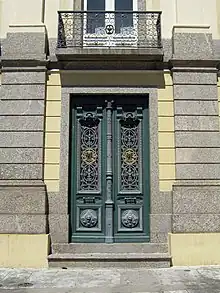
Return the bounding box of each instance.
[0,26,48,234]
[171,26,220,234]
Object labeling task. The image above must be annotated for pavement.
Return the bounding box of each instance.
[0,266,220,292]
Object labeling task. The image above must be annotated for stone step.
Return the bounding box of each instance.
[52,243,168,254]
[48,253,171,268]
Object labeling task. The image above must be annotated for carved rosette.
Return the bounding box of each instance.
[121,209,139,228]
[80,209,98,228]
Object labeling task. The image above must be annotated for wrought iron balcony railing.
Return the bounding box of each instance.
[57,11,162,49]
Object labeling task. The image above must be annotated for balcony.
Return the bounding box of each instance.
[56,11,163,68]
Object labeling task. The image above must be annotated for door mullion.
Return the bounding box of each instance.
[105,100,114,243]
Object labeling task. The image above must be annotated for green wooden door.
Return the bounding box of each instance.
[70,95,150,243]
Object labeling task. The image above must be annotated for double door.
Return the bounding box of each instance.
[70,95,150,243]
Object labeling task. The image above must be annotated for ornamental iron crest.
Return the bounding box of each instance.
[80,209,98,228]
[121,209,139,228]
[105,24,114,35]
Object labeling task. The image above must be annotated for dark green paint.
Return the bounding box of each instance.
[69,95,150,243]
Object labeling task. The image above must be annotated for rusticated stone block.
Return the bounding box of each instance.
[0,132,43,147]
[0,214,47,233]
[176,148,220,163]
[1,84,45,100]
[172,72,217,85]
[0,186,46,214]
[0,164,42,180]
[175,132,220,147]
[0,148,43,164]
[2,72,46,85]
[0,116,44,131]
[172,32,213,60]
[175,116,219,131]
[0,100,44,115]
[172,214,220,233]
[173,187,220,214]
[174,100,218,115]
[176,164,220,180]
[174,85,218,100]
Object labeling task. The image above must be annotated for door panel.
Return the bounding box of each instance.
[70,96,149,243]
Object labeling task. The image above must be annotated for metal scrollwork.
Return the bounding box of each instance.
[105,24,114,35]
[80,209,98,228]
[120,112,140,190]
[122,209,139,228]
[79,112,100,191]
[57,11,162,48]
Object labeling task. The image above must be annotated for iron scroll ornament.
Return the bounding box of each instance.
[122,209,139,228]
[80,209,98,228]
[105,24,114,35]
[78,112,100,191]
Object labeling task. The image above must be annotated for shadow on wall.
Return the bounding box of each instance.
[60,71,166,88]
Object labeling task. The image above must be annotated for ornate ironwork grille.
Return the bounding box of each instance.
[57,11,162,48]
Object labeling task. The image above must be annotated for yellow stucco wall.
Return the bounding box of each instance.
[0,234,49,268]
[158,72,175,192]
[44,71,61,192]
[44,71,175,192]
[218,78,220,124]
[169,233,220,266]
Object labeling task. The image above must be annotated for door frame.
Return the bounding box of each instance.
[54,86,161,244]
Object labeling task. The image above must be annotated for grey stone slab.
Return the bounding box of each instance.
[48,260,170,269]
[52,243,168,254]
[1,72,46,85]
[0,100,45,115]
[1,84,45,100]
[176,148,220,163]
[49,214,69,243]
[163,38,172,62]
[150,232,168,243]
[176,164,220,180]
[175,132,220,147]
[151,191,172,214]
[0,132,43,147]
[0,270,33,289]
[172,214,220,232]
[0,214,47,233]
[0,148,43,164]
[172,72,217,85]
[2,32,47,60]
[48,38,57,60]
[48,192,68,214]
[173,187,220,214]
[174,100,218,115]
[150,214,172,233]
[0,186,46,214]
[0,116,44,131]
[173,84,218,100]
[172,33,214,60]
[213,39,220,59]
[0,164,42,180]
[175,116,219,131]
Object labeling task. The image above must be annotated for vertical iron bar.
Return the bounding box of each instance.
[105,100,114,243]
